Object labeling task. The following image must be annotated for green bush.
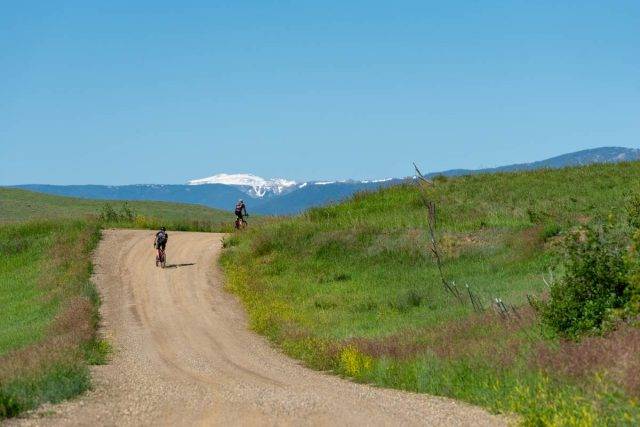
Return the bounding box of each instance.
[625,192,640,229]
[539,223,629,337]
[0,391,20,418]
[622,194,640,319]
[99,202,137,222]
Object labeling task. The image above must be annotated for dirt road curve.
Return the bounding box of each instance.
[10,230,506,426]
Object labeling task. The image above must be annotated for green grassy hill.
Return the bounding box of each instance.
[222,161,640,425]
[0,188,234,418]
[0,187,233,225]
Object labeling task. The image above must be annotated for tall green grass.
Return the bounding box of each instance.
[222,162,640,425]
[0,220,106,418]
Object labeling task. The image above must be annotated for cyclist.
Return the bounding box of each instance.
[154,227,168,260]
[235,199,248,228]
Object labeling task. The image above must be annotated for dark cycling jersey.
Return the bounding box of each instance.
[155,230,168,248]
[235,202,247,217]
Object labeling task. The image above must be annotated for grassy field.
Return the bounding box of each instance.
[0,187,234,230]
[0,220,105,417]
[221,162,640,426]
[0,188,237,418]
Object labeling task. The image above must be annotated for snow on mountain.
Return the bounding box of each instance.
[362,178,393,184]
[17,147,640,215]
[187,173,297,198]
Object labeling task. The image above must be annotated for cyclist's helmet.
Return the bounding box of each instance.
[161,227,166,231]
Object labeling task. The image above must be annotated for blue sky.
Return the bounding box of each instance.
[1,1,638,184]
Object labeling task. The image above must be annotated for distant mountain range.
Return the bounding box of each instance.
[13,147,640,215]
[433,146,640,177]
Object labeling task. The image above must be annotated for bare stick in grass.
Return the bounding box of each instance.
[413,163,463,303]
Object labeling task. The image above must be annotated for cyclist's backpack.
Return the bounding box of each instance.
[157,231,167,244]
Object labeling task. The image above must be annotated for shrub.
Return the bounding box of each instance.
[622,192,640,320]
[624,241,640,320]
[625,191,640,229]
[538,223,629,337]
[0,392,19,418]
[99,203,119,222]
[99,202,137,222]
[119,202,136,222]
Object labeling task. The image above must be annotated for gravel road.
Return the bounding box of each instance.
[8,229,507,426]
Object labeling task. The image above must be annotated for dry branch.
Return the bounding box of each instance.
[413,163,463,303]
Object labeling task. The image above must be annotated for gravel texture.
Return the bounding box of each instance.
[7,229,507,426]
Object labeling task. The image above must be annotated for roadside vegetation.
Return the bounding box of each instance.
[0,188,234,418]
[0,187,234,229]
[221,161,640,426]
[0,220,104,417]
[96,199,237,232]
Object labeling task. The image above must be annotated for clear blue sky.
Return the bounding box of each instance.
[1,1,638,185]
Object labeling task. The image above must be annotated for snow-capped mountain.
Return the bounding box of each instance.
[15,147,640,215]
[188,173,297,198]
[186,173,397,199]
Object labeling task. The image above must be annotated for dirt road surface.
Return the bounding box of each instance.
[9,230,506,426]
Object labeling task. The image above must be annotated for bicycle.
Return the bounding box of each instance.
[156,247,166,268]
[234,215,248,230]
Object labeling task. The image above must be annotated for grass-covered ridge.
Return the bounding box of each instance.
[0,187,234,230]
[222,162,640,425]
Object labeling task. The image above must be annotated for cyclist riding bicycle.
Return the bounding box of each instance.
[235,199,248,226]
[154,227,168,258]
